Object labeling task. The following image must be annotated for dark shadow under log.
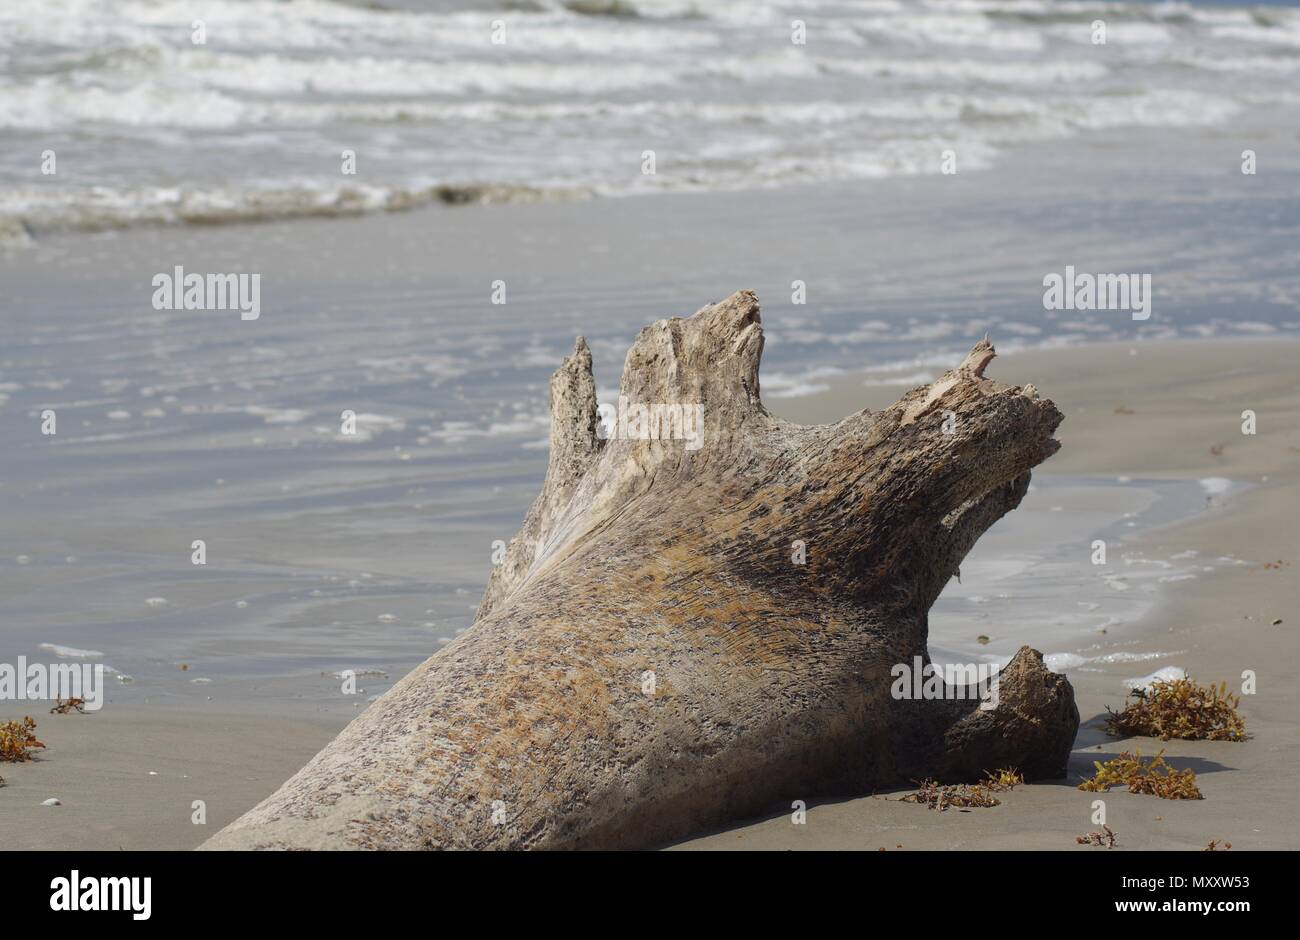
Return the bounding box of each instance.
[203,290,1077,850]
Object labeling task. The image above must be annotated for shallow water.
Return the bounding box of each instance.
[0,467,1237,717]
[928,473,1244,674]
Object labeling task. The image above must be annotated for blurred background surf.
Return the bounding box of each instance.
[3,0,1300,234]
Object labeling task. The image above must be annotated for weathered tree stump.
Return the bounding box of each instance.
[204,290,1077,850]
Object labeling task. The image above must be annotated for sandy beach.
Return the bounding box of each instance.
[3,336,1295,850]
[678,339,1300,850]
[0,708,337,850]
[3,0,1299,854]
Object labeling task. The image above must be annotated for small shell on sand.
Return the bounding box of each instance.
[42,798,62,807]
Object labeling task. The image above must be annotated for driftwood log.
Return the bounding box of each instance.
[204,290,1077,850]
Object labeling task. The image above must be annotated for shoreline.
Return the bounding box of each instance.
[678,339,1300,849]
[3,338,1296,849]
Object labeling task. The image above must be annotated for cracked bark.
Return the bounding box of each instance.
[203,289,1078,851]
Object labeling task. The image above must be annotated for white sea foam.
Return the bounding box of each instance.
[2,0,1294,235]
[38,643,106,658]
[1043,652,1089,673]
[1199,477,1232,497]
[1091,651,1182,665]
[1123,666,1188,691]
[245,406,310,425]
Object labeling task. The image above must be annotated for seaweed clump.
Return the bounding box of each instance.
[1076,825,1118,848]
[1106,678,1247,742]
[0,716,45,762]
[1077,750,1203,800]
[901,779,1000,811]
[983,768,1024,792]
[49,697,86,715]
[900,767,1025,811]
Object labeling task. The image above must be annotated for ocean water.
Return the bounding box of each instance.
[927,474,1246,683]
[0,167,1284,708]
[4,0,1300,233]
[1,1,1299,710]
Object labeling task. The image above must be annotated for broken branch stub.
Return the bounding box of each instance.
[203,289,1077,850]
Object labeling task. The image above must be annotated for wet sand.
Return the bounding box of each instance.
[0,708,337,850]
[3,338,1296,850]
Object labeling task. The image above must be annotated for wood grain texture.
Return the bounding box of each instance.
[203,290,1078,850]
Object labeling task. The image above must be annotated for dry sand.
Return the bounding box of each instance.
[0,709,338,850]
[2,339,1296,851]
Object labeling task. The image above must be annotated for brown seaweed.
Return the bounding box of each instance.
[0,716,45,762]
[1106,678,1247,742]
[1077,750,1203,800]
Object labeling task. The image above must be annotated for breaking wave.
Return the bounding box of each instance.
[1,0,1296,239]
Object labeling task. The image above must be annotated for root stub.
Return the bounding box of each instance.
[203,289,1077,851]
